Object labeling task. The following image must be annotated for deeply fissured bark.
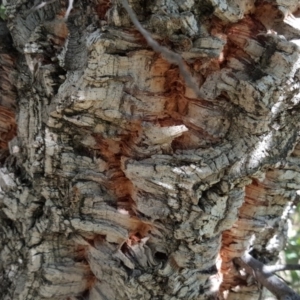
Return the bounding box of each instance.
[1,0,300,299]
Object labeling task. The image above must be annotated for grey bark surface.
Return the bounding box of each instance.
[1,0,300,299]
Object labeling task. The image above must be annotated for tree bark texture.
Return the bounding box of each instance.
[1,0,300,299]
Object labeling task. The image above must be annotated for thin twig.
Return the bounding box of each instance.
[25,0,58,17]
[26,0,72,20]
[64,0,74,21]
[234,253,300,300]
[120,0,202,97]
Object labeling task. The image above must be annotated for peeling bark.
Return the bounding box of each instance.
[1,0,300,299]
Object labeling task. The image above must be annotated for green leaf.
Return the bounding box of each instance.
[0,5,6,20]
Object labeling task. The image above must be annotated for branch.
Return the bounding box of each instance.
[64,0,74,21]
[120,0,202,97]
[264,264,300,273]
[234,253,300,300]
[25,0,58,16]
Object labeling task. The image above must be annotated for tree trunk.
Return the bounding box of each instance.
[1,0,300,299]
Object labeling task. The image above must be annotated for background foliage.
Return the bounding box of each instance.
[284,203,300,293]
[0,5,6,20]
